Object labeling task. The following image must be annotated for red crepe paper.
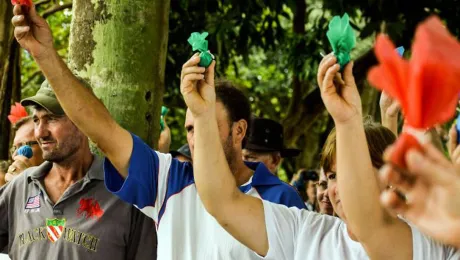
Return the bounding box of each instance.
[8,102,28,124]
[368,16,460,168]
[11,0,32,7]
[391,133,423,169]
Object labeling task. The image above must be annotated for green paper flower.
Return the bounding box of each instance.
[199,51,213,67]
[326,13,356,69]
[188,32,214,67]
[160,106,169,132]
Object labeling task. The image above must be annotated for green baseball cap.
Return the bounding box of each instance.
[21,77,91,116]
[21,80,65,115]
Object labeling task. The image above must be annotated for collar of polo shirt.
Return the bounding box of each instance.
[27,155,104,182]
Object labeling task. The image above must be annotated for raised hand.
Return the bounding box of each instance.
[158,115,171,153]
[5,155,31,183]
[317,54,361,125]
[380,143,460,248]
[380,90,400,135]
[180,54,216,117]
[11,4,54,59]
[380,90,400,118]
[448,124,460,170]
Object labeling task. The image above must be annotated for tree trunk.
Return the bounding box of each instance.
[0,2,15,160]
[0,41,20,160]
[68,0,170,147]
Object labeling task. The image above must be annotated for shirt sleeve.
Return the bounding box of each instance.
[255,200,342,260]
[254,200,299,260]
[411,225,460,260]
[104,133,194,222]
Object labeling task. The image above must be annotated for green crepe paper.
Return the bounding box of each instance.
[326,13,356,69]
[188,32,214,68]
[160,106,169,132]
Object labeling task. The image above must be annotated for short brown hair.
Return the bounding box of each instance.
[320,121,396,173]
[215,80,251,146]
[13,116,33,131]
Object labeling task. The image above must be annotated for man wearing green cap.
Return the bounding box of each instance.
[0,79,157,259]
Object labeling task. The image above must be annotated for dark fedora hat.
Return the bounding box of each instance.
[245,118,301,158]
[170,144,192,161]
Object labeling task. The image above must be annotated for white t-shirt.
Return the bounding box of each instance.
[258,200,460,260]
[104,134,306,260]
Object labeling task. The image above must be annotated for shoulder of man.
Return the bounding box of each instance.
[5,163,49,190]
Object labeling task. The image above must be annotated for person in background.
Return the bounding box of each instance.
[157,112,192,163]
[0,161,8,187]
[292,169,319,211]
[157,113,171,153]
[380,89,445,152]
[379,91,400,136]
[171,144,192,163]
[6,116,44,182]
[243,117,300,175]
[316,168,334,215]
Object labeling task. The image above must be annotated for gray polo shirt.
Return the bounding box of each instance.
[0,156,157,259]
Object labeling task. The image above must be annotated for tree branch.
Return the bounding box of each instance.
[22,70,42,87]
[35,0,52,8]
[42,3,72,18]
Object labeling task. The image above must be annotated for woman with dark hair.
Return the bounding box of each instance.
[292,169,319,211]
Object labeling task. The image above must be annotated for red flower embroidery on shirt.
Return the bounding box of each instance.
[77,198,104,220]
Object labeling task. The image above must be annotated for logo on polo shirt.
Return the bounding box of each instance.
[24,194,40,213]
[77,198,104,220]
[18,219,100,252]
[46,218,66,242]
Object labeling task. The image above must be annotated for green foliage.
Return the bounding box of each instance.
[21,3,72,99]
[15,0,460,177]
[225,47,292,122]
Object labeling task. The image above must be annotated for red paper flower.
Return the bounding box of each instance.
[11,0,32,7]
[368,16,460,168]
[8,102,28,125]
[77,198,104,220]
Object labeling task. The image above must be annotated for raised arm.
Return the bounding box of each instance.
[317,54,412,259]
[180,55,269,256]
[12,5,132,176]
[157,117,171,153]
[380,90,400,136]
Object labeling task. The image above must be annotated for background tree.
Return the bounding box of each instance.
[67,0,170,146]
[1,0,460,181]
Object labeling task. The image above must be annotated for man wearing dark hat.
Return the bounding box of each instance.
[170,144,192,163]
[0,80,157,259]
[243,117,300,175]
